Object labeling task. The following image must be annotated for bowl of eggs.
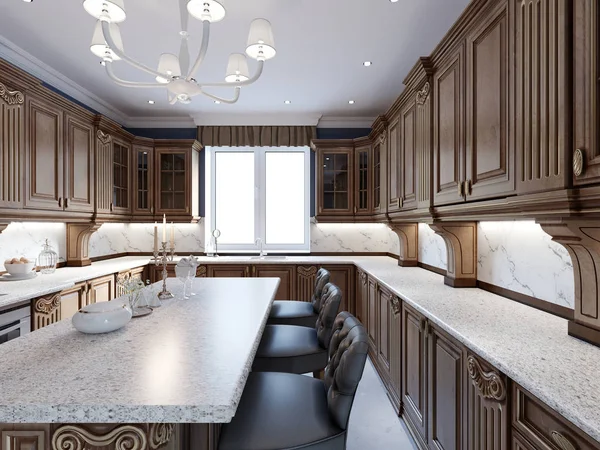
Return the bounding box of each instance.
[3,257,36,277]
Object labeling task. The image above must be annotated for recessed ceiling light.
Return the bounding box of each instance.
[148,100,155,105]
[100,61,106,66]
[22,0,33,3]
[284,100,291,104]
[363,61,372,67]
[390,0,399,2]
[214,100,221,104]
[348,100,355,105]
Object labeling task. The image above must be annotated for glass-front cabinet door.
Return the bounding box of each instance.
[354,141,371,215]
[112,141,130,214]
[315,144,354,217]
[132,143,154,215]
[155,147,190,214]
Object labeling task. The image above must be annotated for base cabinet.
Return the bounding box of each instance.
[88,275,115,303]
[321,265,355,315]
[355,269,369,327]
[59,283,87,321]
[207,265,250,278]
[252,265,295,300]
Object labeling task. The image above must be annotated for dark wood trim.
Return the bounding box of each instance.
[90,252,130,263]
[418,261,447,276]
[478,281,574,321]
[568,321,600,347]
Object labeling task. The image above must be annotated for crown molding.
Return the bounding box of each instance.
[0,36,128,124]
[192,113,323,126]
[317,116,376,128]
[124,116,196,129]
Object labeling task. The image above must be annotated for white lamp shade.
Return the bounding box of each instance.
[90,20,124,60]
[83,0,127,23]
[225,53,250,83]
[246,18,276,61]
[187,0,226,23]
[156,53,181,83]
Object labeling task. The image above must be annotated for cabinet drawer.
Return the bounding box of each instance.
[512,384,600,450]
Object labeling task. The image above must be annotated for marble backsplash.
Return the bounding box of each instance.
[0,222,66,271]
[418,223,448,271]
[477,221,574,308]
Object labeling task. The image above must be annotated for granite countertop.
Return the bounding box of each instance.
[0,277,279,423]
[0,254,598,439]
[0,257,151,309]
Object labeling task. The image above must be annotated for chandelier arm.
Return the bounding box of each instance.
[185,20,211,81]
[200,87,241,104]
[197,61,264,87]
[101,21,171,80]
[105,63,167,88]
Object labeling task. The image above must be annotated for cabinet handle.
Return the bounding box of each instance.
[354,205,358,214]
[252,266,256,277]
[110,202,114,212]
[244,266,250,277]
[58,197,62,208]
[466,179,472,196]
[457,181,464,197]
[65,198,69,208]
[550,431,576,450]
[399,198,403,208]
[420,317,426,332]
[150,206,154,214]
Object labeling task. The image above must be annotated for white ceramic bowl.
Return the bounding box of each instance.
[72,299,132,334]
[4,262,36,276]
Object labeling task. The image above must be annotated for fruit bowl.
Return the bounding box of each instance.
[3,258,36,276]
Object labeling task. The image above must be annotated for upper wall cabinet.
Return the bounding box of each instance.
[511,0,569,194]
[111,139,132,215]
[572,0,600,186]
[465,1,514,200]
[64,114,94,213]
[24,97,64,211]
[313,138,374,222]
[0,80,24,210]
[132,140,155,217]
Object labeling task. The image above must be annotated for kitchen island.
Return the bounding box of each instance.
[0,277,279,450]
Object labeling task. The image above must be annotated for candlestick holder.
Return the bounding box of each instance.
[168,245,176,262]
[153,242,174,300]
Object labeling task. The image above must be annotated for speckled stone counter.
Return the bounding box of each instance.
[0,277,279,423]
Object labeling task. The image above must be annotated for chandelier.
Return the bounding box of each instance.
[83,0,276,105]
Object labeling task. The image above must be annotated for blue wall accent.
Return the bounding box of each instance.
[42,81,101,115]
[125,128,198,139]
[316,128,371,139]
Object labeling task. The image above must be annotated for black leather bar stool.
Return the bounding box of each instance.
[267,268,330,327]
[218,312,369,450]
[253,282,342,376]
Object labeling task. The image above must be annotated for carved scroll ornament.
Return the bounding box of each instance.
[297,266,317,278]
[34,293,61,315]
[196,265,207,277]
[416,82,431,105]
[149,424,174,449]
[467,355,506,401]
[390,296,401,317]
[97,130,112,145]
[52,425,147,450]
[0,81,25,105]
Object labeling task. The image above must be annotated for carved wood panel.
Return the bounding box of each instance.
[24,97,63,210]
[388,116,401,212]
[296,265,317,302]
[416,82,432,209]
[434,45,466,206]
[95,130,113,214]
[513,0,569,194]
[573,0,600,185]
[466,1,514,200]
[377,286,392,374]
[89,275,115,303]
[428,324,463,450]
[321,265,355,315]
[1,429,46,450]
[253,265,296,301]
[466,354,508,450]
[388,294,402,413]
[401,100,418,210]
[32,293,61,330]
[401,302,428,448]
[0,82,24,209]
[367,277,378,352]
[65,114,94,212]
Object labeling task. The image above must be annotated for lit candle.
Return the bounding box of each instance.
[153,222,158,253]
[170,222,175,247]
[162,214,167,243]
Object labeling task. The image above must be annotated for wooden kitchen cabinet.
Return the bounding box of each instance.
[111,139,131,215]
[154,140,201,220]
[355,269,369,325]
[402,302,428,448]
[116,266,148,297]
[315,142,355,218]
[64,113,95,213]
[24,96,64,211]
[377,285,402,413]
[464,1,513,201]
[60,282,87,321]
[252,265,296,301]
[387,116,402,213]
[372,141,383,214]
[88,275,115,303]
[572,0,600,186]
[208,264,251,278]
[132,141,154,216]
[354,139,372,216]
[296,265,318,302]
[321,265,354,316]
[427,323,464,450]
[367,276,378,352]
[0,78,24,210]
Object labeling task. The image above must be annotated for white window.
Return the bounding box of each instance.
[205,146,310,253]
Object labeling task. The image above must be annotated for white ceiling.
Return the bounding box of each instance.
[0,0,470,127]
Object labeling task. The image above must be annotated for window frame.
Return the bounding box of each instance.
[206,146,311,253]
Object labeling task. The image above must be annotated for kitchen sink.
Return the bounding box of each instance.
[250,255,288,260]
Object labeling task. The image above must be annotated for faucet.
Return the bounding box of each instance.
[255,237,266,257]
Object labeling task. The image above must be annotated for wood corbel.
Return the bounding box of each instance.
[388,223,418,267]
[538,219,600,347]
[66,223,101,267]
[0,223,9,234]
[428,221,477,287]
